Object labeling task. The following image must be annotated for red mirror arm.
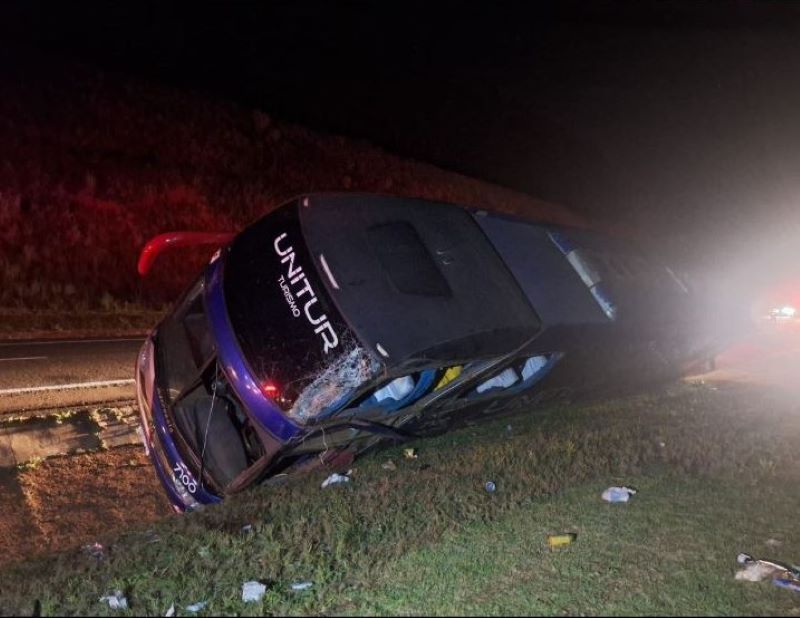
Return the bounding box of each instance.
[137,231,236,276]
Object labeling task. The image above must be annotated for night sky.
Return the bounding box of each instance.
[3,1,800,282]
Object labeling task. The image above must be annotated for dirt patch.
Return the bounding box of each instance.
[8,446,172,565]
[0,469,43,566]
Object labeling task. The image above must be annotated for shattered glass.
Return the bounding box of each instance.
[287,343,382,423]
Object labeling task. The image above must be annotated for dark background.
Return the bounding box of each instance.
[3,0,800,284]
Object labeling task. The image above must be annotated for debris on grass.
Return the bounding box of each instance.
[381,459,397,471]
[601,486,637,503]
[484,481,497,493]
[185,601,208,612]
[241,581,267,603]
[735,553,800,582]
[403,447,418,459]
[735,561,778,583]
[321,470,352,489]
[290,581,313,591]
[99,591,128,610]
[82,542,105,560]
[766,538,783,547]
[241,524,253,534]
[165,603,175,617]
[547,533,577,550]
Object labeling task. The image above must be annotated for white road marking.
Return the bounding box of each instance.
[0,338,143,347]
[0,356,47,362]
[0,379,135,396]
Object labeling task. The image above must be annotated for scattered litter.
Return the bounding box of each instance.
[735,561,785,582]
[290,581,313,591]
[658,440,666,448]
[735,553,799,582]
[241,581,267,603]
[773,578,800,593]
[82,542,105,560]
[165,604,175,617]
[99,591,128,610]
[547,533,577,550]
[601,486,637,503]
[403,448,418,459]
[485,481,497,493]
[321,470,352,488]
[381,459,397,471]
[185,601,208,613]
[241,524,253,534]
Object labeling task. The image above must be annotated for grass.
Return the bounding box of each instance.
[0,381,798,616]
[340,475,800,616]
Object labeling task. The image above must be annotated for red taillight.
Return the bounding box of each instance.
[261,381,279,398]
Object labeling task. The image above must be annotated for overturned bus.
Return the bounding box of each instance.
[135,193,713,511]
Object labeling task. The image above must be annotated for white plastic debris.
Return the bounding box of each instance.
[241,524,253,534]
[290,581,313,591]
[601,486,637,503]
[185,601,208,613]
[242,580,267,603]
[735,561,787,582]
[321,470,352,489]
[99,591,128,610]
[381,460,397,471]
[165,604,175,617]
[735,552,795,582]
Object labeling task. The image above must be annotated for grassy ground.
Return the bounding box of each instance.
[0,381,798,616]
[340,475,799,616]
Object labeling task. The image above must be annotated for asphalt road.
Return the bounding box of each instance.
[0,337,144,413]
[687,321,800,399]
